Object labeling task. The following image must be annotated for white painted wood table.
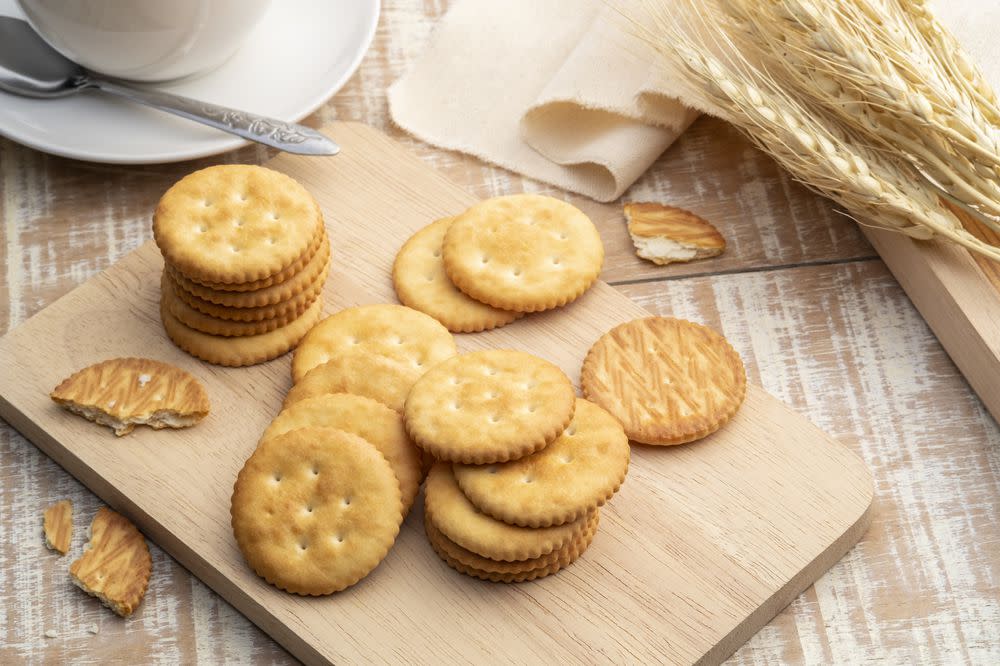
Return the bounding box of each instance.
[2,2,998,663]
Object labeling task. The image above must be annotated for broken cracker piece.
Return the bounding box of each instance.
[70,507,151,618]
[43,499,73,555]
[51,358,210,436]
[625,202,725,266]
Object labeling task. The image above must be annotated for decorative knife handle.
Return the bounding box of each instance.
[87,75,339,156]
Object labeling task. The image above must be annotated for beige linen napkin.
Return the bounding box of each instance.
[389,0,996,203]
[388,0,696,203]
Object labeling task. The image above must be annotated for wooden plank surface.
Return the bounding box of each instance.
[1,1,998,664]
[0,122,872,665]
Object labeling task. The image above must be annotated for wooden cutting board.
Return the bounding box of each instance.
[0,123,873,665]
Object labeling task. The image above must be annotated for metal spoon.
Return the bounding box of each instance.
[0,16,339,156]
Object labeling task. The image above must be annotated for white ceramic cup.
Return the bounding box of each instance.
[16,0,272,82]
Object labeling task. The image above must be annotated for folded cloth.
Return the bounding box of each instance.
[388,0,996,203]
[388,0,696,203]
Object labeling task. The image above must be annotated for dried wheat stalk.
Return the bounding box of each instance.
[629,0,1000,261]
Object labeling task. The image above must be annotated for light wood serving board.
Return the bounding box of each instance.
[0,123,873,665]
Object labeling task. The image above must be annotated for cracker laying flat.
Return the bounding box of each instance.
[51,358,210,436]
[153,165,323,284]
[262,394,422,515]
[393,217,523,332]
[292,304,457,383]
[70,507,151,617]
[169,232,330,308]
[423,463,590,561]
[188,227,325,292]
[231,427,403,595]
[165,258,328,323]
[442,194,604,312]
[581,317,746,445]
[424,509,599,576]
[161,274,297,337]
[404,350,575,464]
[43,499,73,555]
[284,352,419,413]
[161,296,322,367]
[454,399,629,527]
[625,203,725,265]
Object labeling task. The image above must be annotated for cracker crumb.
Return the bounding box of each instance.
[44,629,58,639]
[87,623,99,635]
[137,374,152,387]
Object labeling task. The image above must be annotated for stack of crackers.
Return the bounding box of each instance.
[231,303,458,595]
[393,194,604,332]
[405,349,630,582]
[154,165,331,367]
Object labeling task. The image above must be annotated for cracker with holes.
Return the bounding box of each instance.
[424,463,592,562]
[168,231,331,308]
[262,394,423,515]
[51,358,210,436]
[425,510,599,583]
[285,352,419,413]
[454,399,629,527]
[43,499,73,555]
[442,194,604,312]
[581,317,747,445]
[153,165,324,285]
[404,349,575,464]
[161,296,323,367]
[70,507,152,617]
[231,427,403,595]
[292,304,457,383]
[392,217,523,332]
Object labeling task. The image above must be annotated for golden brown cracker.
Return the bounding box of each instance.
[168,231,330,308]
[625,202,725,266]
[165,254,328,323]
[43,500,73,555]
[161,274,297,337]
[284,352,420,413]
[231,427,403,595]
[453,399,629,527]
[392,217,523,332]
[161,296,322,367]
[188,228,325,292]
[442,194,603,312]
[262,394,422,515]
[51,357,210,436]
[423,463,590,561]
[581,317,746,445]
[291,304,457,383]
[70,507,151,617]
[403,350,575,464]
[153,165,323,284]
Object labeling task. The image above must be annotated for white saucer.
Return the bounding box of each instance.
[0,0,379,163]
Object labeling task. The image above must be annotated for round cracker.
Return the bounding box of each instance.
[231,427,403,595]
[188,228,325,292]
[292,304,457,383]
[262,394,422,515]
[154,165,323,284]
[442,194,604,313]
[424,509,598,575]
[423,463,589,561]
[392,217,523,332]
[169,232,330,308]
[284,352,421,413]
[403,349,575,464]
[453,399,629,527]
[166,258,328,322]
[581,317,747,445]
[160,296,322,367]
[161,274,297,337]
